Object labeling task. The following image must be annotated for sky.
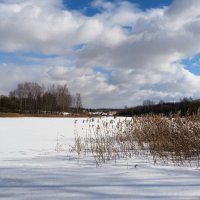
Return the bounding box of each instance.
[1,0,200,108]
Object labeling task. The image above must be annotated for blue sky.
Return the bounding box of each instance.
[182,55,200,75]
[63,0,173,14]
[0,0,200,108]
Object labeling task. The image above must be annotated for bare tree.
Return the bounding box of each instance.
[56,84,72,112]
[8,82,75,114]
[75,93,82,113]
[9,83,25,112]
[143,99,155,106]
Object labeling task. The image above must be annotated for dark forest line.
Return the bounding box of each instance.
[117,98,200,117]
[2,83,200,117]
[0,82,82,114]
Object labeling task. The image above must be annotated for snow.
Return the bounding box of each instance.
[0,117,200,199]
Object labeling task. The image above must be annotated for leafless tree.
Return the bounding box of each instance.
[9,82,73,113]
[75,93,82,113]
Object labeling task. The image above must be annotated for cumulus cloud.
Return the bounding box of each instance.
[0,0,200,107]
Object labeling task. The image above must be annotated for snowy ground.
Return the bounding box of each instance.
[0,117,200,199]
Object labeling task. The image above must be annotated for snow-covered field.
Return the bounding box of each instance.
[0,117,200,199]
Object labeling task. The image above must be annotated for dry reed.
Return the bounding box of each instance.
[72,114,200,166]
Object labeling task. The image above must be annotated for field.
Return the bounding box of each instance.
[0,117,200,199]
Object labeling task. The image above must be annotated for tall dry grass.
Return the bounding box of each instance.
[72,114,200,166]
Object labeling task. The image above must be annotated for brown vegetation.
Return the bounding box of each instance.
[0,112,91,118]
[73,114,200,166]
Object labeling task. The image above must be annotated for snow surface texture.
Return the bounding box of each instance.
[0,117,200,199]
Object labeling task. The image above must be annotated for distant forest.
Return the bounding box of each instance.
[2,83,200,117]
[0,82,82,114]
[117,98,200,117]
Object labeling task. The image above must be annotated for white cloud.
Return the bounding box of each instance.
[1,0,200,107]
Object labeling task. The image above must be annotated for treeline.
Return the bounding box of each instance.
[0,82,82,114]
[117,98,200,117]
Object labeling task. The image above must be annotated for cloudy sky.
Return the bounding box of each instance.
[1,0,200,108]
